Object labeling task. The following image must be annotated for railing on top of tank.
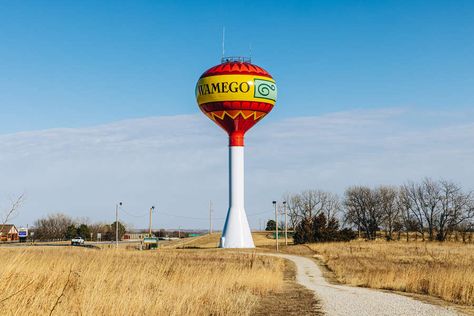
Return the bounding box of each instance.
[221,56,251,63]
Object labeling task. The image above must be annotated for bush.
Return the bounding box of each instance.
[293,213,356,244]
[265,220,276,231]
[337,228,357,241]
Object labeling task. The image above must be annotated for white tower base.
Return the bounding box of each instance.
[219,146,255,248]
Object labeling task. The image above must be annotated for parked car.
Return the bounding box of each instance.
[71,237,85,246]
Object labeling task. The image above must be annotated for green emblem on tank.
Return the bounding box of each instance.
[254,79,277,102]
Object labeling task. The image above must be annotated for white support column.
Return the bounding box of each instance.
[219,146,255,248]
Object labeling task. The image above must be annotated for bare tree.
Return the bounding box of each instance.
[377,186,400,241]
[401,179,474,242]
[321,192,342,221]
[283,193,301,230]
[401,181,431,241]
[436,180,474,241]
[298,190,340,220]
[344,186,382,240]
[286,190,341,229]
[34,213,74,241]
[399,188,419,241]
[418,178,442,241]
[0,193,26,238]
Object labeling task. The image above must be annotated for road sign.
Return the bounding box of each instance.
[143,237,158,244]
[18,228,28,237]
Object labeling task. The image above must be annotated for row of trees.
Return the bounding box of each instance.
[33,213,125,241]
[32,213,186,241]
[285,178,474,243]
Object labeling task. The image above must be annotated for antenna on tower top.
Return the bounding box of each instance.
[220,28,251,64]
[249,42,252,61]
[222,26,226,60]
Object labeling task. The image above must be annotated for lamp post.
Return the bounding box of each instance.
[283,201,288,246]
[149,206,155,237]
[115,202,122,249]
[209,200,213,235]
[273,201,278,251]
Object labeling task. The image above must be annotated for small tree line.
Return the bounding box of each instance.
[31,213,186,241]
[33,213,125,241]
[286,178,474,244]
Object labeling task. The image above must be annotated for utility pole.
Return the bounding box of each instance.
[149,205,155,237]
[178,226,181,239]
[115,202,122,249]
[283,201,288,246]
[209,200,213,234]
[273,201,278,251]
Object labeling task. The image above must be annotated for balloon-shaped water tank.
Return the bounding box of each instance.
[196,57,277,248]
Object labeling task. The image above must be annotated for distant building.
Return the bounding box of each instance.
[123,233,146,240]
[0,224,19,241]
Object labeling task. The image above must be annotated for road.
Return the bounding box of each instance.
[272,254,460,316]
[0,240,145,248]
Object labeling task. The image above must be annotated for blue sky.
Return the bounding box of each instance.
[0,1,473,229]
[1,1,473,132]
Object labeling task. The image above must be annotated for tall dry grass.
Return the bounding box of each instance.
[0,247,284,315]
[165,232,290,250]
[307,241,474,305]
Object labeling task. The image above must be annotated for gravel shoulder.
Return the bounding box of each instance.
[269,253,460,316]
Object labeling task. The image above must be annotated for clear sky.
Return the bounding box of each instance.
[1,1,473,132]
[0,1,473,229]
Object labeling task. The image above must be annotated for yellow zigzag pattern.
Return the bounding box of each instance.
[206,110,267,122]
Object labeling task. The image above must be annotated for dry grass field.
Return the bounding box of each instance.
[0,247,284,315]
[306,241,474,306]
[165,232,290,250]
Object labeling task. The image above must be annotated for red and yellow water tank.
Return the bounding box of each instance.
[196,59,277,146]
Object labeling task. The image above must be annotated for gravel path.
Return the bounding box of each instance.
[271,254,460,316]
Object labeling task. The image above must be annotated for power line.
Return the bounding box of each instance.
[246,210,272,217]
[120,208,149,218]
[159,211,225,221]
[119,208,274,222]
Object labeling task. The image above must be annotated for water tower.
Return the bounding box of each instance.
[196,57,277,248]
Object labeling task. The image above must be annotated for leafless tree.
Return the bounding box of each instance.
[344,186,382,240]
[399,188,419,241]
[458,220,474,243]
[298,190,340,220]
[436,180,474,241]
[285,190,341,228]
[34,213,74,240]
[400,180,434,241]
[321,192,342,221]
[377,186,400,241]
[88,222,109,241]
[283,193,301,230]
[0,193,26,238]
[401,178,474,242]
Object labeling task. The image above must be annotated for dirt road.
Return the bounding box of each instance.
[272,254,459,316]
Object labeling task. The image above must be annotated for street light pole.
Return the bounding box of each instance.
[209,200,213,235]
[283,201,288,246]
[115,202,122,249]
[149,206,155,237]
[273,201,278,252]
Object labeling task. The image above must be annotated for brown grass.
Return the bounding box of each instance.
[252,260,321,316]
[0,247,284,315]
[166,232,292,250]
[306,241,474,306]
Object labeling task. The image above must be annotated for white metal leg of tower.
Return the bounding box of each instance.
[219,146,255,248]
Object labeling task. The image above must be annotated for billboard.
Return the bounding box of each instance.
[18,228,28,238]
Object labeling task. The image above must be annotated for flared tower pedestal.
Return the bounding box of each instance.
[219,146,255,248]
